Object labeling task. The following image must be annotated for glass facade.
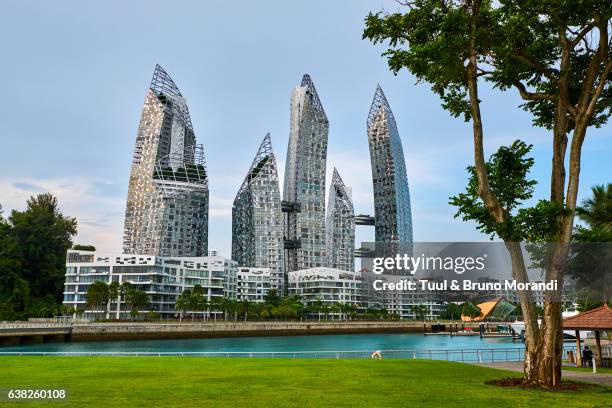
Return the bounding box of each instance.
[123,64,209,257]
[326,168,355,271]
[283,74,329,272]
[367,85,413,243]
[232,134,285,293]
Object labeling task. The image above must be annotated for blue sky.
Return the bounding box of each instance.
[1,0,609,256]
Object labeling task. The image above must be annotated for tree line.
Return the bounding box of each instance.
[0,194,78,320]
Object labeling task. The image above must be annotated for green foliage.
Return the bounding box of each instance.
[576,183,612,231]
[461,302,482,318]
[576,299,610,312]
[439,303,462,320]
[567,184,612,301]
[72,244,96,251]
[108,281,120,302]
[410,304,428,321]
[363,1,482,120]
[363,0,612,129]
[124,289,149,316]
[86,281,110,310]
[0,194,77,320]
[449,140,565,241]
[263,288,281,307]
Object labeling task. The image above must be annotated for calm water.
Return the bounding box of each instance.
[0,333,523,353]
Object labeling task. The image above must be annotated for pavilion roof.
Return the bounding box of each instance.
[563,303,612,330]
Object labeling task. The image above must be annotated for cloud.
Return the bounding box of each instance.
[0,177,125,253]
[12,181,45,192]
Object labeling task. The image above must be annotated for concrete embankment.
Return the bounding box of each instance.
[70,321,481,342]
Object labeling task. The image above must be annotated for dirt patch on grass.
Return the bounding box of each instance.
[485,377,598,391]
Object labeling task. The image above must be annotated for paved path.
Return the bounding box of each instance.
[478,361,612,386]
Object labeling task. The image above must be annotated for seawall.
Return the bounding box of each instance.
[70,321,484,342]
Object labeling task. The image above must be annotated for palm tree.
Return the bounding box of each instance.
[240,300,252,322]
[175,290,190,322]
[348,304,358,320]
[200,296,208,321]
[322,303,331,321]
[576,183,612,229]
[86,281,109,320]
[209,296,222,321]
[230,299,239,321]
[330,303,341,321]
[108,281,120,320]
[220,297,233,321]
[124,289,149,320]
[119,282,132,318]
[411,305,428,321]
[445,302,461,321]
[312,299,324,322]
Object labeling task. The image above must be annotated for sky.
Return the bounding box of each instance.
[0,0,610,257]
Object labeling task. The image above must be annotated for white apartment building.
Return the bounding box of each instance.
[236,267,272,303]
[63,250,237,319]
[288,267,361,308]
[361,273,443,320]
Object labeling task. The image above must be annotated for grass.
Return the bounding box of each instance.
[0,357,609,408]
[563,365,612,374]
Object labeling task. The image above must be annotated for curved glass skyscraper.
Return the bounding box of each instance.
[326,168,355,271]
[283,74,329,272]
[367,85,413,243]
[232,133,285,293]
[123,64,209,256]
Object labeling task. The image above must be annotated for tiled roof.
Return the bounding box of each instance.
[563,303,612,330]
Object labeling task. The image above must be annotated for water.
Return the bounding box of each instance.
[1,333,522,354]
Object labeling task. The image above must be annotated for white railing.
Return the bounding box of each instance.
[0,346,577,362]
[0,319,72,330]
[0,323,70,329]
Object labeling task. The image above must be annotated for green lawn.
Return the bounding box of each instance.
[0,357,609,408]
[563,365,612,374]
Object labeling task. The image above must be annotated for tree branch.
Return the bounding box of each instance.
[512,49,557,80]
[586,58,612,118]
[512,80,554,101]
[569,22,596,48]
[577,17,609,115]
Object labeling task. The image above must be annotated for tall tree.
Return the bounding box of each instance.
[263,288,281,307]
[0,207,25,319]
[86,281,109,320]
[0,195,77,319]
[9,194,77,301]
[124,288,149,319]
[364,0,611,387]
[108,281,120,319]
